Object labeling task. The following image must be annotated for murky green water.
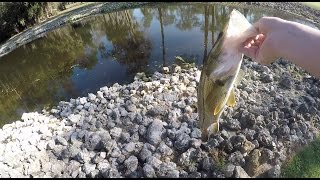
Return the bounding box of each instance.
[0,3,317,126]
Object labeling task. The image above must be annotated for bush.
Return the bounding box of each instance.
[0,2,48,43]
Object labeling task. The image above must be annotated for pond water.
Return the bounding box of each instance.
[0,3,318,126]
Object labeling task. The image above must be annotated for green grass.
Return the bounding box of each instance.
[281,137,320,178]
[300,2,320,11]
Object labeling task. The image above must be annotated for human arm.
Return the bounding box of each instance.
[240,17,320,78]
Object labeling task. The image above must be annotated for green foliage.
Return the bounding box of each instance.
[281,137,320,178]
[0,2,48,43]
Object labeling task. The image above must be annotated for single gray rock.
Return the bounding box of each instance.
[85,133,103,151]
[158,162,179,178]
[88,93,96,102]
[120,132,130,143]
[260,72,273,83]
[146,156,162,170]
[139,147,152,162]
[279,76,293,89]
[55,136,68,146]
[225,118,241,130]
[189,172,201,178]
[74,151,90,164]
[108,168,121,178]
[224,164,235,178]
[68,114,81,123]
[46,140,55,150]
[138,125,146,136]
[191,138,201,148]
[143,164,156,178]
[147,119,164,145]
[66,160,81,175]
[83,163,96,176]
[190,128,201,138]
[126,104,137,112]
[123,142,135,154]
[202,157,213,171]
[157,141,171,154]
[234,166,251,178]
[110,127,122,140]
[228,151,245,167]
[124,156,138,175]
[174,133,191,152]
[268,165,281,178]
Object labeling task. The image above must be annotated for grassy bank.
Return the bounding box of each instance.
[281,137,320,178]
[300,2,320,10]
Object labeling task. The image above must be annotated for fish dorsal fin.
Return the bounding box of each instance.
[226,88,236,107]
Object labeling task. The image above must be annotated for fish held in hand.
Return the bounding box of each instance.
[197,9,258,141]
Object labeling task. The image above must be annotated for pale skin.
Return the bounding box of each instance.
[239,17,320,78]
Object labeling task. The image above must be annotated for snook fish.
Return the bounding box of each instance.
[198,9,258,141]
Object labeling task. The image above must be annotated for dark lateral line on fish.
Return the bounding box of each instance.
[215,79,225,86]
[213,31,224,49]
[215,75,234,86]
[205,31,224,61]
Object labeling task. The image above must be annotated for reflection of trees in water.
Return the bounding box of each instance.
[202,6,209,64]
[174,6,202,31]
[0,23,98,125]
[141,8,155,28]
[158,8,166,67]
[101,10,152,75]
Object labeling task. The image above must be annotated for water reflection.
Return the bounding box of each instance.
[0,3,317,125]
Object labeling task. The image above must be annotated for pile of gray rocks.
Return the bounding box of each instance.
[0,57,320,178]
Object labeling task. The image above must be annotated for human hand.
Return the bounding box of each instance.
[240,17,289,65]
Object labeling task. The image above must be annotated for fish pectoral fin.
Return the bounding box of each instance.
[226,88,236,107]
[213,100,225,115]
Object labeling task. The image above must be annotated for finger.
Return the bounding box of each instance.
[240,45,257,60]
